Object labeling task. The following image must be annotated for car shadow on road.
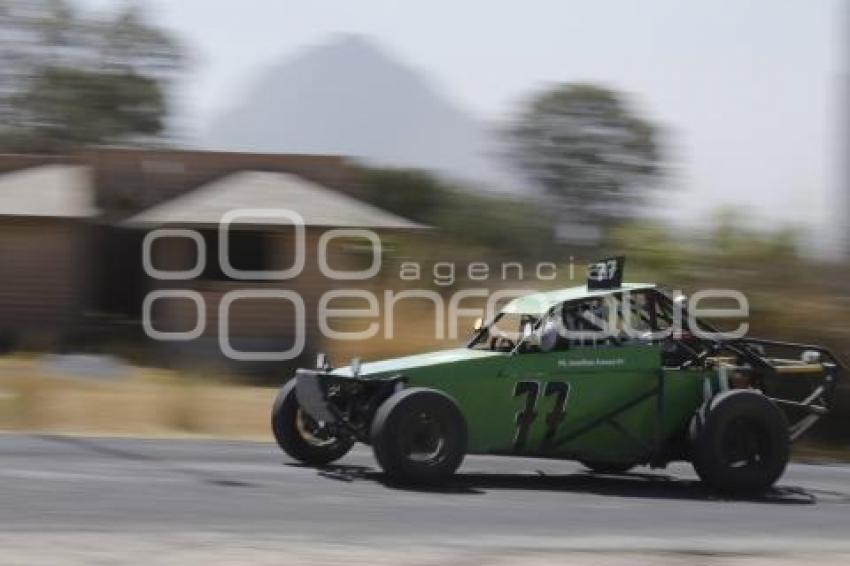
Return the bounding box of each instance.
[309,463,843,505]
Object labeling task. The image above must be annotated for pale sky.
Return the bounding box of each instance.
[77,0,847,254]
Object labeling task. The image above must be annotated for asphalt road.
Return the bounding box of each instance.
[2,434,850,563]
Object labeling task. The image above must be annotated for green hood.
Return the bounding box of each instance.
[330,348,503,378]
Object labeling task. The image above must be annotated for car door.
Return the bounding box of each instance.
[495,297,663,461]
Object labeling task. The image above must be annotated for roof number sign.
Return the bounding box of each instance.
[586,256,625,290]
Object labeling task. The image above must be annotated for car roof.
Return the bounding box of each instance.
[500,283,657,315]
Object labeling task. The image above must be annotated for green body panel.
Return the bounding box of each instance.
[332,345,711,462]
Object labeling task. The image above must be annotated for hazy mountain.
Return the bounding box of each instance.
[204,35,517,191]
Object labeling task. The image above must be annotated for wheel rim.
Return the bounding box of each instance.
[295,409,340,448]
[721,416,771,469]
[398,410,447,464]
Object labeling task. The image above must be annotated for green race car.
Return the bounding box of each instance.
[271,258,844,493]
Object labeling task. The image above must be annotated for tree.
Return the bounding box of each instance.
[0,0,182,152]
[359,167,554,258]
[359,168,446,224]
[506,84,662,241]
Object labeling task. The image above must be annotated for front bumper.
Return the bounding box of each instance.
[293,368,405,439]
[294,369,339,423]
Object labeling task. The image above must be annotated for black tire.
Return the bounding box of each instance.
[580,461,636,474]
[271,380,354,466]
[690,390,789,494]
[370,388,467,485]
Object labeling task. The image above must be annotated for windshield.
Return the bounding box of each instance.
[468,312,539,352]
[468,290,681,354]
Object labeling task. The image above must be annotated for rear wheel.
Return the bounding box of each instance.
[271,380,354,466]
[690,390,789,493]
[371,388,467,485]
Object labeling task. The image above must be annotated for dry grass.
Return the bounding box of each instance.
[0,356,276,439]
[0,299,472,439]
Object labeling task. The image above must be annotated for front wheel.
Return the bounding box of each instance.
[271,380,354,466]
[371,388,467,485]
[690,390,789,494]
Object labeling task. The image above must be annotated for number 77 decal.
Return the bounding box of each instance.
[512,380,571,450]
